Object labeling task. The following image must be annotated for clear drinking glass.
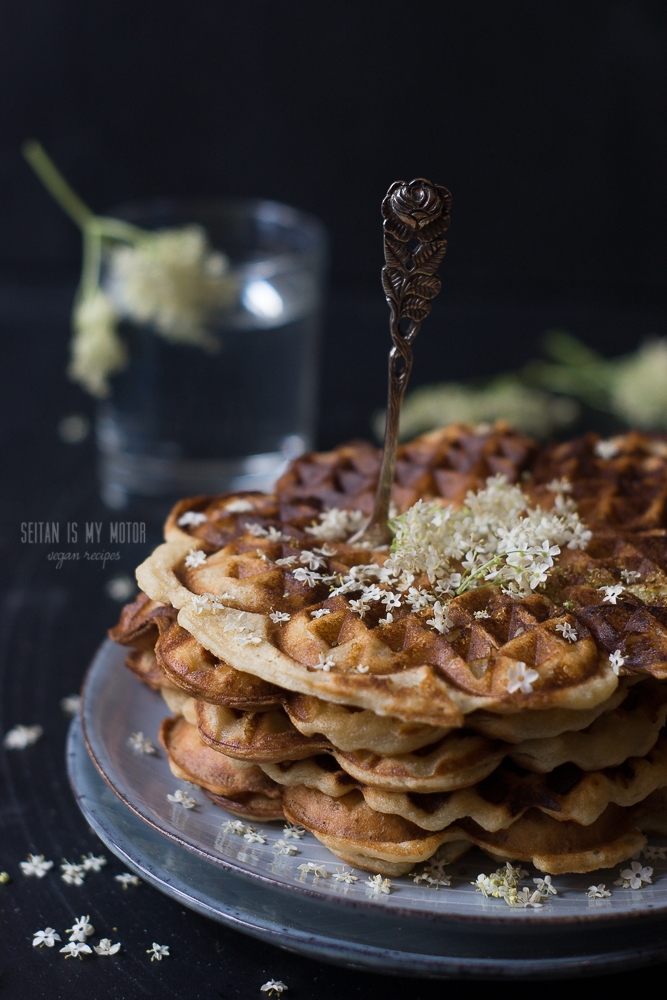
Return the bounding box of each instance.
[97,198,327,509]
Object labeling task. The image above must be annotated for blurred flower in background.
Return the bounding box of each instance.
[382,376,579,441]
[382,330,667,441]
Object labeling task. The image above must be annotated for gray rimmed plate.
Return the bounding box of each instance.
[69,638,667,977]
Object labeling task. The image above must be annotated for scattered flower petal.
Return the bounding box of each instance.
[33,928,61,948]
[147,942,169,961]
[20,854,53,878]
[60,695,81,716]
[261,981,288,996]
[365,874,392,894]
[60,941,92,959]
[115,872,141,888]
[128,732,157,754]
[178,511,207,526]
[167,789,197,809]
[81,853,107,872]
[586,884,611,898]
[94,938,121,955]
[3,724,43,749]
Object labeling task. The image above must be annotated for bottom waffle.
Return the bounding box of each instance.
[282,785,646,876]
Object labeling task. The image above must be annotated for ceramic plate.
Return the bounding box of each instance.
[72,639,667,976]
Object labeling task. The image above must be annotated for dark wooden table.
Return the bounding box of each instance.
[3,282,667,998]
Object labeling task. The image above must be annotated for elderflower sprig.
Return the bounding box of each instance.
[23,141,236,398]
[386,475,590,597]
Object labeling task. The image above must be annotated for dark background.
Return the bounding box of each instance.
[4,2,667,997]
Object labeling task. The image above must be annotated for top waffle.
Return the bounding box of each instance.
[529,431,667,532]
[135,521,666,729]
[275,421,538,521]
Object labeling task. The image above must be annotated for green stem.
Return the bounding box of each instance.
[456,554,503,595]
[22,141,95,230]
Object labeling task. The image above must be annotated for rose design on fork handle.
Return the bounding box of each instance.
[351,178,451,547]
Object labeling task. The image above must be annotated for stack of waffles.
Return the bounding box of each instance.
[110,423,667,877]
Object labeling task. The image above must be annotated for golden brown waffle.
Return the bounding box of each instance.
[159,715,283,821]
[529,431,667,532]
[261,732,667,830]
[281,785,644,876]
[276,422,538,520]
[121,600,636,746]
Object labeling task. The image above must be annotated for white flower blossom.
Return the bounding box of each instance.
[68,289,126,398]
[386,476,589,597]
[426,600,454,634]
[472,863,531,906]
[177,510,207,527]
[147,942,170,961]
[292,567,323,587]
[261,981,288,996]
[313,653,335,672]
[356,664,370,673]
[66,915,94,942]
[297,862,328,878]
[546,478,573,493]
[272,839,298,856]
[167,789,197,809]
[243,830,267,844]
[94,938,121,955]
[609,649,626,675]
[506,661,539,695]
[109,225,234,349]
[594,439,620,459]
[474,610,490,620]
[60,941,92,959]
[115,872,142,888]
[366,874,392,894]
[587,884,611,898]
[20,854,53,878]
[191,594,211,614]
[533,876,557,896]
[184,548,207,568]
[3,724,43,749]
[128,732,157,754]
[269,611,291,624]
[275,556,298,567]
[313,545,337,557]
[81,853,106,875]
[600,584,624,604]
[282,824,306,840]
[332,868,359,883]
[244,523,290,542]
[515,888,544,908]
[60,695,81,716]
[222,820,250,835]
[310,608,331,618]
[60,861,86,885]
[33,928,61,948]
[378,612,394,625]
[404,587,436,611]
[300,550,328,571]
[643,845,667,861]
[555,621,578,642]
[621,568,641,584]
[305,508,367,541]
[224,499,254,513]
[614,861,653,889]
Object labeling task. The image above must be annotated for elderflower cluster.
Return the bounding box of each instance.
[472,863,555,908]
[386,475,591,597]
[305,508,367,541]
[109,226,235,349]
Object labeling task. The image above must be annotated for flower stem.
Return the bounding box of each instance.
[22,141,94,230]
